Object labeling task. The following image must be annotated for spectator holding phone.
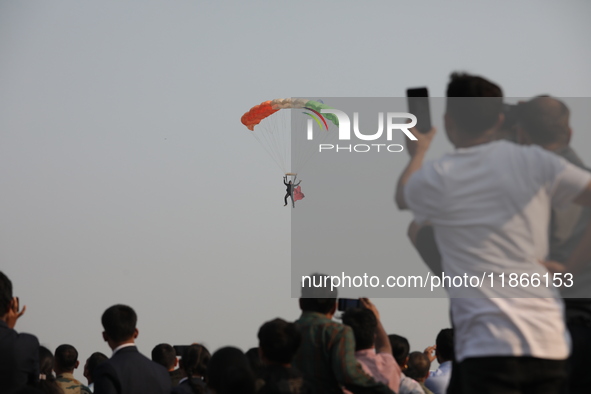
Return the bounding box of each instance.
[341,299,401,393]
[0,271,40,393]
[292,274,394,394]
[397,72,591,393]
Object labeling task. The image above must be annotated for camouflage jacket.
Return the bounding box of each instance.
[56,373,92,394]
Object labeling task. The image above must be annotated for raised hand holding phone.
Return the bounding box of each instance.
[424,345,437,363]
[360,298,381,321]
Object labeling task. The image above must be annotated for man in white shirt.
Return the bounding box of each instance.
[424,329,453,394]
[395,72,591,393]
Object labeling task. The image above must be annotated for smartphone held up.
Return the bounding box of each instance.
[406,87,432,133]
[337,298,361,312]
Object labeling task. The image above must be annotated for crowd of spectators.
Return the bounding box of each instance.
[2,71,590,394]
[1,271,450,394]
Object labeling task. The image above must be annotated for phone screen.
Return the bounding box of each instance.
[406,87,432,133]
[173,345,190,357]
[337,298,360,311]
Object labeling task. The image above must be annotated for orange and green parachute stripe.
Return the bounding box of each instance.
[241,98,339,131]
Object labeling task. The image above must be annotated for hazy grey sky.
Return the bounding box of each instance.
[1,0,590,379]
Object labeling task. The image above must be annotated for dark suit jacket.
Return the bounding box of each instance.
[170,368,185,387]
[171,378,206,394]
[93,345,171,394]
[0,320,39,393]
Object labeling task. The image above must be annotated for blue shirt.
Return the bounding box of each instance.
[424,361,452,394]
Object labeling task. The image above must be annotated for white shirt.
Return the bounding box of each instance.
[405,140,591,361]
[425,361,451,394]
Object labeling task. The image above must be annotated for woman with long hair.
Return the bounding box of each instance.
[172,344,210,394]
[38,346,63,394]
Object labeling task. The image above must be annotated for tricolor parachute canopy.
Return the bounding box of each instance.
[241,98,339,131]
[240,98,339,175]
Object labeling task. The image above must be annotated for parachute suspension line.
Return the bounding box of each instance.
[284,112,306,175]
[272,121,287,172]
[277,111,287,171]
[292,114,324,176]
[258,109,289,173]
[284,111,290,173]
[253,124,280,172]
[269,110,288,172]
[298,120,332,174]
[251,131,285,173]
[273,111,287,172]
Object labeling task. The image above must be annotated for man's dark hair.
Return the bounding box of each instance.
[388,334,410,367]
[405,351,431,380]
[208,347,255,394]
[257,318,301,365]
[245,348,263,377]
[519,96,570,146]
[436,328,454,361]
[151,343,177,370]
[54,344,78,371]
[86,352,108,382]
[299,273,337,314]
[342,308,377,351]
[0,271,13,316]
[298,298,336,314]
[101,304,137,343]
[446,72,503,135]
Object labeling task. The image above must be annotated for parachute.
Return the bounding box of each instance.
[241,98,339,175]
